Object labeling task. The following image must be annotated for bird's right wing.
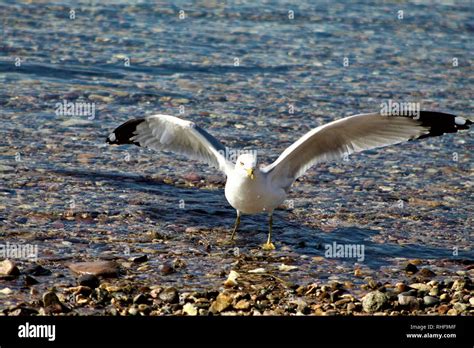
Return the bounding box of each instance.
[106,114,233,175]
[263,111,471,190]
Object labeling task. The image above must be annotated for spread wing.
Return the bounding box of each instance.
[263,111,471,190]
[106,114,233,175]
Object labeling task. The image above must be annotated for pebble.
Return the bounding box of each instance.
[24,264,52,276]
[437,304,449,314]
[133,294,149,305]
[248,268,266,273]
[440,293,450,302]
[183,303,198,315]
[404,263,419,274]
[418,268,436,278]
[0,288,13,295]
[278,264,298,272]
[409,283,431,292]
[224,270,239,287]
[69,261,119,277]
[451,279,465,291]
[362,291,388,313]
[398,293,419,308]
[183,173,202,182]
[395,282,408,293]
[0,260,20,276]
[423,296,439,306]
[24,275,39,286]
[78,274,100,289]
[159,263,175,275]
[453,302,467,313]
[42,291,67,313]
[131,255,148,263]
[210,293,232,313]
[234,299,251,310]
[159,287,179,304]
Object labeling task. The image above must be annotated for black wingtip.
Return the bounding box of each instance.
[106,118,145,145]
[415,111,472,140]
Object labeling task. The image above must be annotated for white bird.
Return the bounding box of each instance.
[107,111,471,250]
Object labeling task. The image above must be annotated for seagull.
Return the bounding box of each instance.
[106,111,471,250]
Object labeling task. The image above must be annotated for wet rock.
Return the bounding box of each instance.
[24,264,51,276]
[405,263,418,274]
[131,255,148,263]
[210,293,232,313]
[69,261,119,278]
[78,274,100,289]
[469,297,474,306]
[159,263,175,275]
[159,287,179,304]
[423,296,439,307]
[0,259,20,276]
[24,275,38,286]
[418,268,436,278]
[362,291,388,313]
[183,173,201,182]
[42,291,68,313]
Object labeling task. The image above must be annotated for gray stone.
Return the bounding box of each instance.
[159,287,178,303]
[423,296,439,306]
[362,291,388,313]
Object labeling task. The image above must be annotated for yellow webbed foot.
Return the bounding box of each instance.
[261,242,276,250]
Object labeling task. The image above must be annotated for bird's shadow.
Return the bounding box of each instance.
[52,167,462,268]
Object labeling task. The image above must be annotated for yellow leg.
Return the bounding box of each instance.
[262,213,275,250]
[230,211,241,240]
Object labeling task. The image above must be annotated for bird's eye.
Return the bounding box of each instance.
[239,161,244,166]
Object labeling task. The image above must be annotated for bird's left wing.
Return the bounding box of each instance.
[263,111,471,190]
[106,114,233,175]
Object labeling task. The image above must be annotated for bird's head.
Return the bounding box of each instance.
[235,153,258,180]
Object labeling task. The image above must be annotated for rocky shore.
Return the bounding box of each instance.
[1,257,472,316]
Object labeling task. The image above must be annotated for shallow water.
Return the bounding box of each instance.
[0,1,473,301]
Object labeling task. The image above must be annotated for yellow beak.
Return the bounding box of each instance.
[246,168,255,180]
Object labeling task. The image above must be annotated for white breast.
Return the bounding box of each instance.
[224,169,287,214]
